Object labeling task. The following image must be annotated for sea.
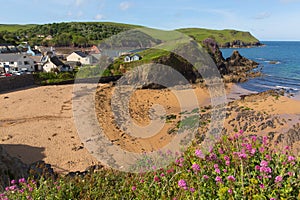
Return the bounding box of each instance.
[221,41,300,96]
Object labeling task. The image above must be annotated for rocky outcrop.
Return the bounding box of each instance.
[220,40,263,48]
[202,38,260,83]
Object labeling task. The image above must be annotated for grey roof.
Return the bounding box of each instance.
[50,56,64,66]
[74,51,87,58]
[0,53,28,62]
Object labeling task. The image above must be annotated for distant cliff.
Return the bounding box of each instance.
[177,28,262,48]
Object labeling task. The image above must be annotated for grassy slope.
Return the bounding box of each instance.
[177,28,259,45]
[0,24,36,32]
[0,22,140,33]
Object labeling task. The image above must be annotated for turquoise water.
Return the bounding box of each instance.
[221,41,300,93]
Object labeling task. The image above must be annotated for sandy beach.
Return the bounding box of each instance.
[1,83,300,173]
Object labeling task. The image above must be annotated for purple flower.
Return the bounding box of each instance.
[215,168,221,174]
[223,169,227,173]
[250,148,256,155]
[265,154,271,160]
[228,189,233,194]
[218,148,224,154]
[224,155,230,161]
[270,198,276,200]
[239,129,244,134]
[18,178,26,184]
[225,161,230,166]
[132,186,136,191]
[255,165,261,171]
[209,153,217,160]
[10,180,16,185]
[260,184,265,189]
[154,176,160,182]
[260,160,268,167]
[275,176,283,183]
[259,147,265,153]
[213,164,219,169]
[178,179,187,188]
[190,188,195,193]
[238,152,247,159]
[160,173,165,177]
[195,149,204,158]
[260,166,272,174]
[287,171,293,177]
[203,175,209,180]
[227,175,236,182]
[262,136,268,145]
[288,156,295,162]
[251,135,257,142]
[215,176,222,183]
[192,163,200,172]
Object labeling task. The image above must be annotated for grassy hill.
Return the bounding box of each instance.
[0,24,35,32]
[0,22,260,48]
[177,28,260,47]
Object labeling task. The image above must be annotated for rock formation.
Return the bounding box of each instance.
[202,38,260,83]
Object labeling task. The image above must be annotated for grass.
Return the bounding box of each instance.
[177,28,260,46]
[0,24,36,32]
[1,131,299,199]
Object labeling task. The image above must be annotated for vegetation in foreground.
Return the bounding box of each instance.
[1,131,299,200]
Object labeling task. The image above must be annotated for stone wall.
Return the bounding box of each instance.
[0,74,35,93]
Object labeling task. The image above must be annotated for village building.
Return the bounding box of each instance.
[42,56,72,72]
[0,53,35,73]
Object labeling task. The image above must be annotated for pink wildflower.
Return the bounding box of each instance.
[195,149,204,158]
[191,163,200,172]
[227,175,236,182]
[215,176,222,183]
[260,160,268,167]
[275,176,283,183]
[178,179,187,188]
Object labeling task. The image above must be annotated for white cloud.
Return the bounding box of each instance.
[119,1,131,11]
[95,14,105,20]
[254,12,271,20]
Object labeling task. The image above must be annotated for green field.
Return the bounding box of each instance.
[177,28,260,46]
[0,24,36,32]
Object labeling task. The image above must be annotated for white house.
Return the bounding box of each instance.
[43,56,71,72]
[124,55,131,62]
[0,53,35,72]
[124,54,142,62]
[67,51,90,65]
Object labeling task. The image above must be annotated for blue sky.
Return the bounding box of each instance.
[0,0,300,41]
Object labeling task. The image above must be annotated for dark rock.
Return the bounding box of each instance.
[0,145,28,190]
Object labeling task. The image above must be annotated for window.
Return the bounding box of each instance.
[24,61,29,65]
[10,61,14,64]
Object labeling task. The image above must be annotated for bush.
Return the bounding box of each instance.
[2,131,299,199]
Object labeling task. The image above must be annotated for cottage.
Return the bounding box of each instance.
[124,55,131,62]
[67,51,90,65]
[124,54,142,62]
[0,53,35,72]
[43,56,71,72]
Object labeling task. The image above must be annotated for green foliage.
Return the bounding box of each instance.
[0,22,140,46]
[2,133,300,199]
